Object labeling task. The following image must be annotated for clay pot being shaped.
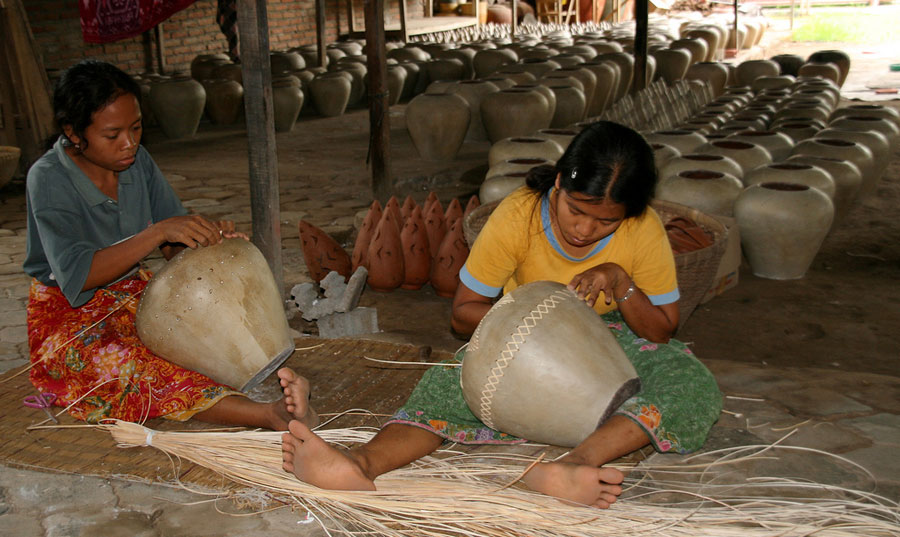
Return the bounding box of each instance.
[744,162,836,201]
[660,153,744,183]
[787,154,862,224]
[480,172,529,204]
[406,92,471,160]
[656,169,743,216]
[272,76,304,132]
[645,130,708,155]
[309,72,352,116]
[480,88,551,143]
[430,219,469,298]
[696,140,772,176]
[423,201,448,258]
[298,220,352,282]
[488,137,564,167]
[461,281,639,447]
[725,130,795,161]
[807,50,851,87]
[135,239,293,391]
[351,200,383,271]
[792,138,876,198]
[203,79,244,125]
[149,76,207,140]
[686,62,730,98]
[366,210,405,292]
[734,182,834,280]
[448,80,500,142]
[400,205,432,290]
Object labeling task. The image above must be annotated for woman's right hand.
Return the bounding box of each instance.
[155,215,223,249]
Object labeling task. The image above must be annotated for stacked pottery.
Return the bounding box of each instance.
[734,183,833,280]
[656,169,743,216]
[488,137,564,166]
[406,92,471,160]
[149,75,207,140]
[309,72,352,116]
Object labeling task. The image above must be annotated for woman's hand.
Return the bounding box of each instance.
[568,263,630,307]
[215,220,249,241]
[155,215,223,249]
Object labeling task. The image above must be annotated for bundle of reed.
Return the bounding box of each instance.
[101,420,900,537]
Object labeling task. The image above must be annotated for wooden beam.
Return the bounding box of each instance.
[237,0,285,296]
[348,0,357,34]
[399,0,409,43]
[154,23,167,74]
[365,0,393,202]
[511,0,517,36]
[632,0,648,94]
[316,0,327,67]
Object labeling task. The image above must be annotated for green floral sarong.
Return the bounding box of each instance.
[386,311,722,453]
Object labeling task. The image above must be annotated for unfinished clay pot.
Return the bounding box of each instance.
[744,163,836,201]
[430,219,469,298]
[366,210,405,292]
[461,281,639,447]
[351,200,383,271]
[298,220,352,283]
[400,205,431,290]
[135,239,293,391]
[787,154,862,224]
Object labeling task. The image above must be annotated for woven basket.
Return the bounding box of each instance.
[461,198,728,328]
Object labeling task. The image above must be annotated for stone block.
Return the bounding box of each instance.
[291,282,318,313]
[317,307,378,339]
[337,266,367,313]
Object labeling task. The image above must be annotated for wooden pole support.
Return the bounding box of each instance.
[365,0,393,203]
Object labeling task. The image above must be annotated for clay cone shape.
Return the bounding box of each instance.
[423,201,448,259]
[401,195,418,222]
[424,191,441,216]
[463,195,480,218]
[430,220,470,298]
[400,206,432,290]
[366,210,405,292]
[351,200,382,271]
[298,221,352,282]
[385,195,403,233]
[444,198,463,230]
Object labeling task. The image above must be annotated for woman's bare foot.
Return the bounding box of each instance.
[282,419,376,490]
[269,367,318,430]
[522,461,624,508]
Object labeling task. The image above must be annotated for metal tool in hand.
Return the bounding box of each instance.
[23,393,59,424]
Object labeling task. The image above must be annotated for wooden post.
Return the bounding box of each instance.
[154,23,167,74]
[511,0,517,37]
[237,0,285,296]
[315,0,327,67]
[399,0,409,43]
[733,0,739,51]
[632,0,647,95]
[365,0,393,202]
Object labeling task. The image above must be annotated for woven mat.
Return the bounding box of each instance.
[0,338,455,489]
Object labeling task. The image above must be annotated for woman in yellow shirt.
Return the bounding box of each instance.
[280,121,721,508]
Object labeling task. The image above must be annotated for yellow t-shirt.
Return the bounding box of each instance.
[460,186,680,315]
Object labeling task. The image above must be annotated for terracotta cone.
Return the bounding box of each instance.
[423,201,448,259]
[298,220,352,282]
[424,191,441,216]
[351,200,382,271]
[401,195,418,222]
[444,198,463,230]
[366,210,405,292]
[430,219,469,298]
[463,195,481,218]
[400,206,432,290]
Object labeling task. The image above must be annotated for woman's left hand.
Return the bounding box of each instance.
[568,263,630,307]
[216,220,250,241]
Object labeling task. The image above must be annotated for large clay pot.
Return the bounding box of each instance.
[334,62,367,106]
[461,281,639,447]
[597,52,634,102]
[298,220,352,282]
[388,46,431,63]
[366,210,405,292]
[425,58,467,83]
[773,121,822,144]
[352,200,383,271]
[480,88,551,143]
[696,140,772,176]
[797,62,841,86]
[734,183,834,280]
[191,53,231,81]
[203,79,244,125]
[545,84,586,127]
[485,157,550,181]
[650,143,680,171]
[770,54,804,76]
[400,205,432,290]
[725,130,794,161]
[309,72,352,116]
[489,137,564,167]
[830,104,900,130]
[815,128,891,189]
[448,80,500,142]
[473,48,518,78]
[536,128,577,151]
[430,220,469,298]
[735,60,779,87]
[645,130,707,155]
[686,62,729,97]
[511,83,556,127]
[519,58,562,79]
[385,64,408,105]
[670,37,708,65]
[406,93,470,160]
[435,48,477,80]
[651,48,692,84]
[211,62,243,85]
[656,169,743,216]
[579,60,618,116]
[149,76,206,140]
[828,116,900,149]
[135,239,293,391]
[270,51,306,75]
[787,155,862,224]
[480,172,529,204]
[272,77,304,132]
[807,50,851,87]
[792,138,876,198]
[684,28,721,61]
[660,153,744,183]
[744,162,836,201]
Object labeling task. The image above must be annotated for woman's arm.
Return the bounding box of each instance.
[451,283,495,336]
[568,263,678,343]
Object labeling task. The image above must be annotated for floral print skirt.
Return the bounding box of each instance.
[27,278,241,423]
[386,311,722,453]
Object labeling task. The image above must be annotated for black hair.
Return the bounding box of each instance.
[49,60,141,151]
[525,121,657,218]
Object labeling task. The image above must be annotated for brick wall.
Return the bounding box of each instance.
[26,0,411,79]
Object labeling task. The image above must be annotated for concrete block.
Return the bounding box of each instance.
[303,297,339,321]
[317,307,378,338]
[337,266,368,313]
[291,282,319,311]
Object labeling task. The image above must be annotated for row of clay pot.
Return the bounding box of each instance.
[349,193,482,297]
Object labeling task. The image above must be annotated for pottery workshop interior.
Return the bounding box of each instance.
[1,0,899,535]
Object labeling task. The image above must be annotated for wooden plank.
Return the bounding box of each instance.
[236,0,285,297]
[365,0,393,202]
[316,0,327,68]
